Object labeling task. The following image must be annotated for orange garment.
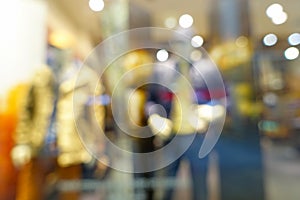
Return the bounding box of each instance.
[0,84,28,200]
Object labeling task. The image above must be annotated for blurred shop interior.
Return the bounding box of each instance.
[0,0,300,200]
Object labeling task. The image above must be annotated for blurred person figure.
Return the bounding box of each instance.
[147,54,225,200]
[122,50,155,200]
[146,27,225,200]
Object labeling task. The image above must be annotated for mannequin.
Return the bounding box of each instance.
[54,49,106,200]
[67,57,109,183]
[12,65,55,200]
[12,47,106,200]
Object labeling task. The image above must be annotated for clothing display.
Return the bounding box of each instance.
[6,0,297,199]
[56,63,105,200]
[12,66,55,200]
[56,65,103,167]
[11,55,106,199]
[13,66,54,160]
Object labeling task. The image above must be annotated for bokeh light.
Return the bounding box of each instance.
[265,3,287,25]
[284,47,299,60]
[266,3,283,18]
[263,33,278,46]
[179,14,194,28]
[288,33,300,46]
[156,49,169,62]
[271,11,288,25]
[89,0,104,12]
[191,35,204,48]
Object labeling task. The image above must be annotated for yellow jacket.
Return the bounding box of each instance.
[57,66,104,167]
[14,66,54,156]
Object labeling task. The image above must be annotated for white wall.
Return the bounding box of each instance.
[0,0,47,97]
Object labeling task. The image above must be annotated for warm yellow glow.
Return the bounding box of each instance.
[49,31,75,49]
[209,41,252,70]
[235,36,248,48]
[11,145,32,167]
[128,89,146,127]
[123,50,153,85]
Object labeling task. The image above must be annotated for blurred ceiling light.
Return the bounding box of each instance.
[263,33,278,46]
[266,3,283,18]
[191,35,204,48]
[89,0,104,12]
[284,47,299,60]
[190,50,202,62]
[235,36,248,47]
[179,14,193,29]
[288,33,300,46]
[164,17,177,29]
[266,3,287,25]
[156,49,169,62]
[271,11,288,25]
